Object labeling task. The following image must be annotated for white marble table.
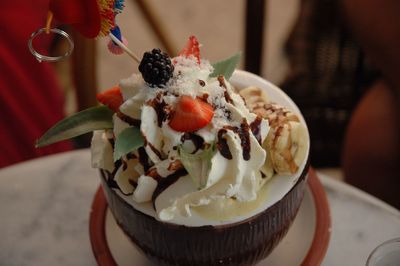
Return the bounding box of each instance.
[0,150,399,266]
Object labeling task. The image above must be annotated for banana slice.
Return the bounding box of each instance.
[240,86,308,175]
[239,86,270,110]
[239,87,299,126]
[252,102,299,128]
[266,121,308,174]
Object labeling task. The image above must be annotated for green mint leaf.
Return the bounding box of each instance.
[210,52,241,80]
[178,144,216,189]
[114,126,144,161]
[36,106,114,147]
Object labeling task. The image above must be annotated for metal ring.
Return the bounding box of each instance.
[28,28,74,62]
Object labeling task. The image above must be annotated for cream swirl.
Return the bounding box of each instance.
[92,56,271,222]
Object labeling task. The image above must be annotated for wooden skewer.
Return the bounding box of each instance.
[45,11,53,34]
[109,33,141,63]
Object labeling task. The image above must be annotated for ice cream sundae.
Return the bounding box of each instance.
[37,36,310,265]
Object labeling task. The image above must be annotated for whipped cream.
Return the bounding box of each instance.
[91,55,275,221]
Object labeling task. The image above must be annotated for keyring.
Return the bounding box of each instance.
[28,28,74,62]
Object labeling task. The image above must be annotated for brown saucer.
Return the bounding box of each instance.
[89,168,331,265]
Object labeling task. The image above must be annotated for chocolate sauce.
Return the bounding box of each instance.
[117,112,141,127]
[107,176,120,190]
[138,147,152,172]
[250,116,263,144]
[217,75,233,104]
[217,120,252,161]
[273,125,284,147]
[260,171,266,179]
[237,119,251,161]
[122,160,128,171]
[107,136,115,149]
[126,152,137,160]
[108,159,121,185]
[151,168,188,210]
[217,129,233,160]
[128,179,138,189]
[224,109,232,121]
[181,133,205,153]
[263,103,291,126]
[147,93,172,127]
[147,141,163,161]
[167,160,183,171]
[107,160,135,196]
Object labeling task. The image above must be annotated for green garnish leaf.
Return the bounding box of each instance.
[178,144,216,189]
[114,126,144,161]
[36,106,114,147]
[210,52,241,80]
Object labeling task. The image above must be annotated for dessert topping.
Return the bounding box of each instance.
[96,86,123,113]
[169,96,214,132]
[147,92,172,127]
[239,86,308,176]
[218,75,234,104]
[178,35,201,64]
[138,48,174,87]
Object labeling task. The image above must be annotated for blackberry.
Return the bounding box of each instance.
[138,48,174,87]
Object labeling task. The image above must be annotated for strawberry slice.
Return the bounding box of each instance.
[169,95,214,132]
[179,35,201,64]
[96,86,123,113]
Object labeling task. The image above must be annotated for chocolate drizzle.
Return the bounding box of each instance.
[260,171,266,179]
[138,147,152,172]
[117,112,141,127]
[237,119,251,161]
[122,160,128,171]
[181,133,205,153]
[217,129,233,160]
[151,168,188,210]
[218,75,233,104]
[250,116,263,144]
[147,92,172,127]
[126,152,137,160]
[273,125,284,147]
[262,103,292,127]
[142,136,163,161]
[106,159,135,196]
[217,119,252,161]
[107,159,122,189]
[129,179,138,188]
[106,136,115,149]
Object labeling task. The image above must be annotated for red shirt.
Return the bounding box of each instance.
[0,1,73,168]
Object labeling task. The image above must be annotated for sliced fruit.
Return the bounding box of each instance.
[96,86,123,113]
[179,35,201,64]
[169,95,214,132]
[266,121,308,174]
